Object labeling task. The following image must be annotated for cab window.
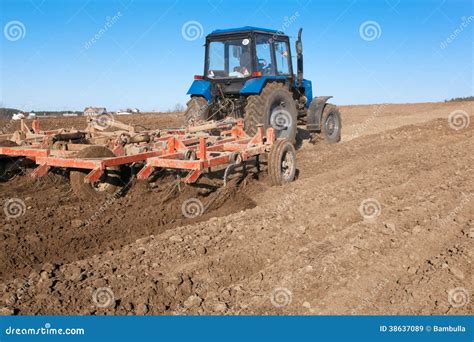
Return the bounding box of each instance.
[274,41,290,75]
[255,35,274,76]
[207,39,251,78]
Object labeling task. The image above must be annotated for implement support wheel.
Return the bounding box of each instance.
[268,139,297,186]
[70,146,124,201]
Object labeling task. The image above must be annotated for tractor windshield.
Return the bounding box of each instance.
[206,38,252,79]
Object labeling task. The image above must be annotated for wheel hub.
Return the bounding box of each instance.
[281,151,295,181]
[270,103,292,139]
[325,114,337,136]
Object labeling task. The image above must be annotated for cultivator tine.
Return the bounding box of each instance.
[223,164,235,186]
[84,168,104,183]
[184,170,201,183]
[136,165,154,180]
[30,164,50,178]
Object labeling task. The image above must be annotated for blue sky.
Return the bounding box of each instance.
[0,0,472,111]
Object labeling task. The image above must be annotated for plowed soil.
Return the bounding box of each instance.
[0,101,472,315]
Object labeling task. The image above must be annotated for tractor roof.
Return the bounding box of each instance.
[208,26,284,37]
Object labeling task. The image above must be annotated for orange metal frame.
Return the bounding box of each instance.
[136,125,275,183]
[0,119,276,184]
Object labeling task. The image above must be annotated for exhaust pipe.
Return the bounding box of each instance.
[296,28,303,88]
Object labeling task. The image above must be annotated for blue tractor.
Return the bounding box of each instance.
[185,26,341,144]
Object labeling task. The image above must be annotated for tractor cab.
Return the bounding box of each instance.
[205,27,293,82]
[189,27,298,99]
[185,26,342,145]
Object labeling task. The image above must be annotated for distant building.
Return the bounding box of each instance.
[116,108,140,115]
[12,113,25,121]
[84,107,107,116]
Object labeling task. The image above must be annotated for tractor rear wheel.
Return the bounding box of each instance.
[268,139,297,186]
[70,146,124,201]
[244,82,297,143]
[183,97,209,126]
[321,104,342,144]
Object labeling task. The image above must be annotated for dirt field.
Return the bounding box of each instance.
[0,101,472,315]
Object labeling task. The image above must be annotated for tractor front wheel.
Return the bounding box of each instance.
[268,139,297,186]
[321,104,342,144]
[70,146,125,201]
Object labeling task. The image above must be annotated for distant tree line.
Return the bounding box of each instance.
[167,103,185,113]
[445,96,474,102]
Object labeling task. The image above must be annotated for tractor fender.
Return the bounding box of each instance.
[240,76,287,95]
[186,80,212,102]
[306,96,333,132]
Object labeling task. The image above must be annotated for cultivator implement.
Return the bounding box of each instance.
[135,120,276,183]
[0,116,296,200]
